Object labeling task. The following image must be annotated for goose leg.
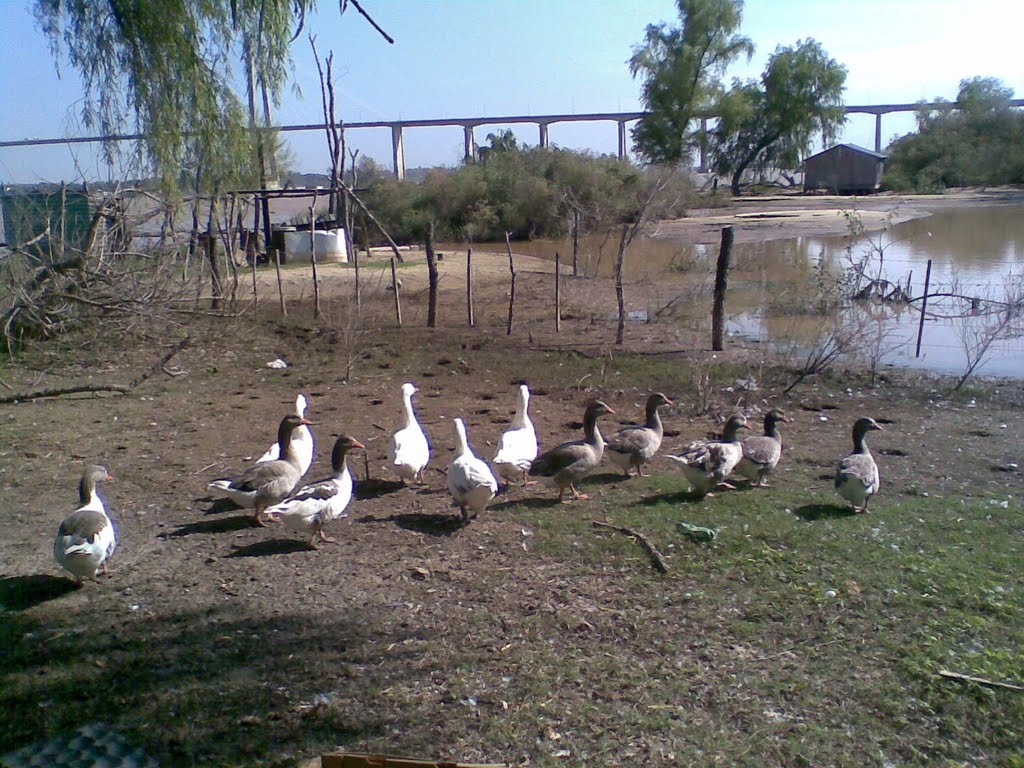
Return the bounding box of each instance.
[570,484,589,501]
[460,505,470,524]
[636,464,646,477]
[252,507,269,527]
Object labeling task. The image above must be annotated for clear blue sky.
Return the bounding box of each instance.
[1,0,1021,183]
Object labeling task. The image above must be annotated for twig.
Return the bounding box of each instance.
[938,669,1024,692]
[0,383,131,404]
[591,520,669,573]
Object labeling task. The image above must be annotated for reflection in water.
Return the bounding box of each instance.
[513,203,1024,378]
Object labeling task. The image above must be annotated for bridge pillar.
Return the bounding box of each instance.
[874,113,882,153]
[698,118,709,173]
[464,125,477,163]
[538,122,549,148]
[391,125,406,181]
[617,121,628,160]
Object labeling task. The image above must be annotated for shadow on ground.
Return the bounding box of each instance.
[793,503,858,521]
[0,575,80,611]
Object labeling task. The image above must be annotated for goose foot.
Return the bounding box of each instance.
[251,513,269,527]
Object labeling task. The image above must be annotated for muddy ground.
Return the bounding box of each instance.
[1,190,1022,767]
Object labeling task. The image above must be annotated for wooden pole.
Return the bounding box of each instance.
[572,209,580,277]
[425,221,438,328]
[505,232,516,335]
[251,194,260,303]
[466,247,475,327]
[273,248,287,317]
[916,258,932,358]
[555,250,561,333]
[615,224,628,345]
[711,225,734,351]
[309,192,321,319]
[391,255,403,327]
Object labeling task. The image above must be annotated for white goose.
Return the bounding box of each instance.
[258,393,315,477]
[835,417,883,513]
[54,465,116,583]
[388,382,430,485]
[448,418,499,524]
[208,414,312,525]
[492,384,538,486]
[265,435,364,548]
[667,413,749,497]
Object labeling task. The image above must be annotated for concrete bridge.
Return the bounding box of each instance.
[4,100,1023,181]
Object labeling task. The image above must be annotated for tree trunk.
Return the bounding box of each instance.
[711,225,734,351]
[425,222,438,328]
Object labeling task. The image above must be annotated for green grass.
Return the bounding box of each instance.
[487,474,1024,766]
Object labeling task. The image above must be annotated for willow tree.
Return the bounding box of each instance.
[33,1,317,189]
[629,0,753,165]
[710,39,847,195]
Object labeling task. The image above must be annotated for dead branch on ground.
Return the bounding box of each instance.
[591,520,669,573]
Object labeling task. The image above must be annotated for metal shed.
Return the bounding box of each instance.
[803,143,887,194]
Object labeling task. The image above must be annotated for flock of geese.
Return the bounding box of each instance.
[52,384,884,583]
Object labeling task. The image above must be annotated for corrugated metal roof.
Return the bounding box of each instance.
[804,143,888,162]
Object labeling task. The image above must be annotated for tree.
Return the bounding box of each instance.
[710,38,847,195]
[629,0,753,165]
[34,1,392,188]
[884,77,1024,190]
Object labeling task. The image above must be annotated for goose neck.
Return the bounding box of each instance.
[645,402,664,435]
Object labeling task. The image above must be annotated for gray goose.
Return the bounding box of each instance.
[735,409,790,487]
[605,392,673,477]
[528,400,616,502]
[265,434,364,549]
[666,413,749,496]
[209,413,312,526]
[54,465,116,583]
[835,417,883,513]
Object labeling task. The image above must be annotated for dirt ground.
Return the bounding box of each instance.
[2,190,1022,766]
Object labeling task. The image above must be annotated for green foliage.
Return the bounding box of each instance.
[628,0,753,164]
[361,146,685,244]
[710,38,847,194]
[34,0,313,190]
[884,77,1024,190]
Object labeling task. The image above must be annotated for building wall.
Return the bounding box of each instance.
[805,147,884,193]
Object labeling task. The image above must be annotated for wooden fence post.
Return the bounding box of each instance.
[711,225,734,351]
[309,193,321,319]
[273,248,287,317]
[572,209,580,277]
[466,247,475,327]
[391,255,403,327]
[505,232,516,335]
[425,222,438,328]
[555,251,561,333]
[916,259,932,358]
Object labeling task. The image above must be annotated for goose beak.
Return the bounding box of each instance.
[299,417,314,425]
[351,439,366,450]
[104,472,114,481]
